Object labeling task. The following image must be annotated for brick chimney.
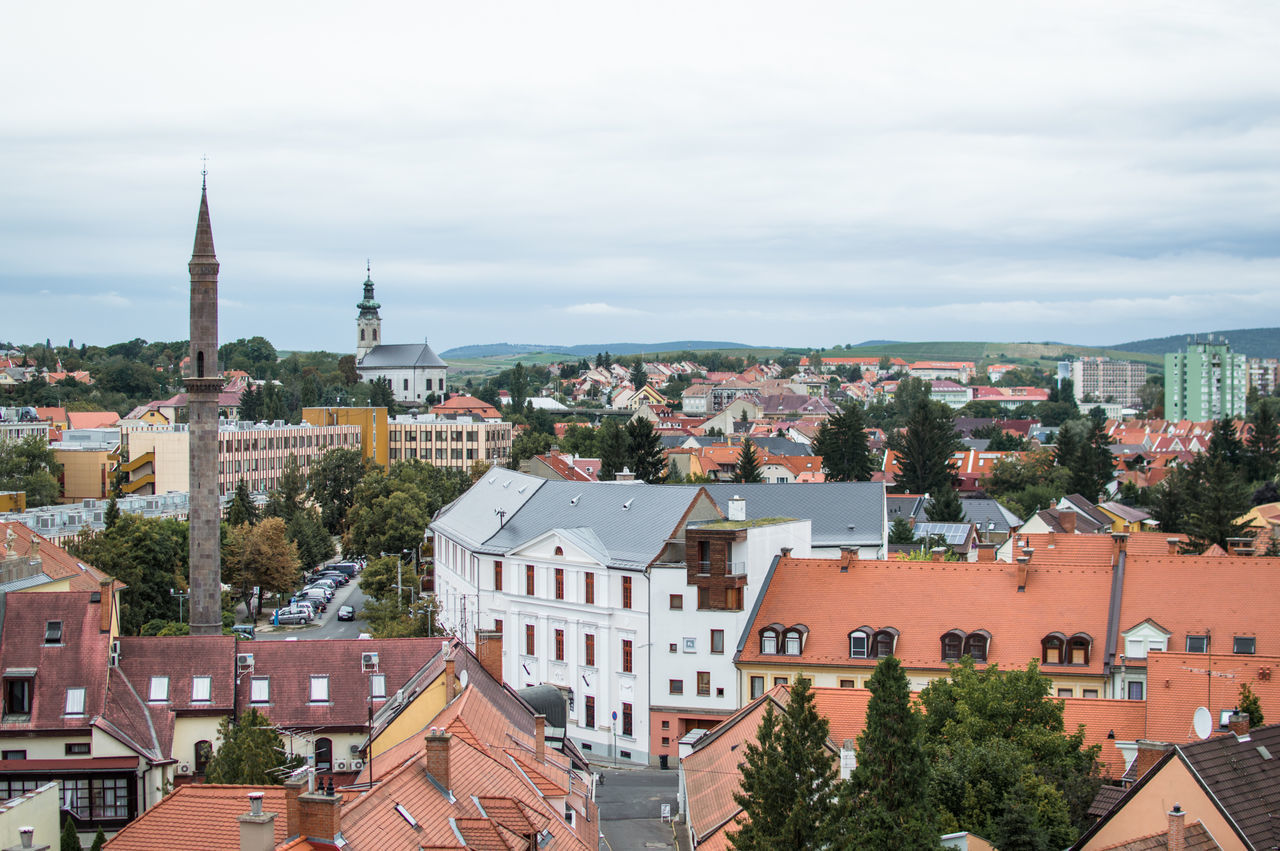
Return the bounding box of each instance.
[424,729,452,790]
[1015,557,1028,592]
[1167,537,1180,556]
[1046,530,1056,548]
[1060,511,1077,534]
[283,776,307,838]
[1130,740,1171,781]
[288,787,342,845]
[975,543,997,563]
[1112,531,1129,561]
[445,656,457,703]
[1228,712,1251,738]
[534,714,546,764]
[930,547,946,563]
[1167,804,1186,851]
[615,467,635,482]
[238,791,277,851]
[99,578,113,634]
[475,629,504,685]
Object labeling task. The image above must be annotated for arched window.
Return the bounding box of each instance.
[196,351,205,378]
[782,625,808,656]
[194,740,212,775]
[849,630,870,659]
[871,628,898,659]
[760,630,778,655]
[1069,634,1092,666]
[1042,633,1065,664]
[964,631,990,663]
[554,546,564,556]
[372,328,377,341]
[315,737,333,773]
[940,630,964,662]
[360,328,365,341]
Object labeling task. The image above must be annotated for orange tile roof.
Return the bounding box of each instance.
[104,785,292,850]
[1061,698,1148,778]
[739,554,1114,675]
[1144,651,1280,744]
[66,410,121,429]
[429,394,502,419]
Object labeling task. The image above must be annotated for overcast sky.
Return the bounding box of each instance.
[3,2,1278,354]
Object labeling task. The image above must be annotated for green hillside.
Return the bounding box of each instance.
[1109,327,1280,359]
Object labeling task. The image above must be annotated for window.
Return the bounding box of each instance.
[1234,636,1257,655]
[1186,635,1208,653]
[1083,689,1099,699]
[584,572,595,604]
[785,632,802,655]
[941,631,963,661]
[774,676,788,686]
[761,630,778,654]
[697,586,709,609]
[584,696,596,729]
[250,676,270,703]
[622,576,632,609]
[871,629,897,658]
[1127,680,1145,700]
[493,561,503,591]
[622,702,633,737]
[1042,634,1065,664]
[622,639,633,673]
[964,632,989,663]
[370,674,387,699]
[697,672,711,696]
[669,679,684,695]
[310,675,329,703]
[555,568,565,600]
[45,621,62,644]
[750,676,765,698]
[584,634,596,667]
[1057,687,1074,698]
[711,629,724,654]
[525,624,536,656]
[315,737,333,772]
[65,687,86,716]
[555,629,565,661]
[840,679,856,688]
[849,632,868,659]
[1069,635,1091,665]
[526,564,535,595]
[149,676,169,703]
[191,676,212,703]
[194,740,212,774]
[662,737,670,747]
[4,679,32,716]
[65,742,91,755]
[669,594,683,610]
[62,776,130,821]
[669,643,678,653]
[1,750,27,761]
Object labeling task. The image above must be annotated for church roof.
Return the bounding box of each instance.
[357,342,447,368]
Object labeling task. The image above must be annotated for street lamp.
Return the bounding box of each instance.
[170,587,188,623]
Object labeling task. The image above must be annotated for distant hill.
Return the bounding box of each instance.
[441,340,760,359]
[1109,328,1280,359]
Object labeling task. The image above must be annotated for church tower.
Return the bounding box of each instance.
[355,263,381,362]
[185,173,224,637]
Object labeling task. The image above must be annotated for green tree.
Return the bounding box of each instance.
[223,518,302,619]
[888,400,962,495]
[286,509,335,571]
[66,515,188,634]
[509,429,553,468]
[1181,452,1253,553]
[827,656,938,849]
[629,361,648,390]
[1208,415,1247,475]
[1055,418,1115,500]
[264,455,307,522]
[61,815,81,851]
[1246,401,1280,482]
[368,376,397,413]
[813,402,873,482]
[237,383,261,422]
[509,362,529,411]
[204,708,301,784]
[307,448,370,534]
[103,496,120,530]
[226,479,259,527]
[730,677,837,850]
[888,516,916,545]
[597,419,628,481]
[342,461,468,557]
[88,827,107,851]
[625,418,666,483]
[1238,682,1265,728]
[0,433,63,506]
[734,439,763,484]
[926,486,965,522]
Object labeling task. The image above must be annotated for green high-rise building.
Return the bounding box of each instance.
[1164,338,1246,421]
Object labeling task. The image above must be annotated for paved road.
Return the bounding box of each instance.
[595,766,680,851]
[257,574,371,640]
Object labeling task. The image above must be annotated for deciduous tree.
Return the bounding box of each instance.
[0,433,62,506]
[307,448,369,534]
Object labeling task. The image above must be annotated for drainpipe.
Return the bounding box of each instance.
[1101,538,1127,698]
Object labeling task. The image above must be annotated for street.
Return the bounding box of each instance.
[254,572,372,640]
[595,766,682,851]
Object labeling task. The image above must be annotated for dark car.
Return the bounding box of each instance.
[337,605,356,621]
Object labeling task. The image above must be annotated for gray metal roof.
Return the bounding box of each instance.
[910,496,1022,532]
[698,482,885,547]
[431,469,547,550]
[357,342,447,368]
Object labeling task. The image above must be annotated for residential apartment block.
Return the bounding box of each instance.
[385,412,513,470]
[1067,357,1148,408]
[1164,339,1247,421]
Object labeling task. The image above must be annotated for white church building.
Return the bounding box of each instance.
[353,267,448,404]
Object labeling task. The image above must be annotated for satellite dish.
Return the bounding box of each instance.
[458,669,469,689]
[1193,706,1213,740]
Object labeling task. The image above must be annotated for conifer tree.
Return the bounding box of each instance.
[625,418,666,483]
[730,677,837,850]
[814,402,873,482]
[889,400,963,495]
[734,439,763,484]
[103,496,120,530]
[629,361,648,391]
[888,516,916,545]
[226,479,259,527]
[60,815,81,851]
[926,485,965,523]
[597,419,628,481]
[88,827,107,851]
[1239,682,1265,728]
[1246,402,1280,482]
[204,707,301,784]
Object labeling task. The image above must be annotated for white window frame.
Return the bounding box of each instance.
[65,687,86,716]
[250,676,270,704]
[191,676,212,703]
[148,676,169,703]
[849,632,868,659]
[370,674,387,700]
[310,675,329,703]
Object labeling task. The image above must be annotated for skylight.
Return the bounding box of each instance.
[394,803,418,827]
[148,677,169,702]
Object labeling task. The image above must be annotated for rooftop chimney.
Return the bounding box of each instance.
[99,577,113,634]
[1167,804,1186,851]
[1111,531,1129,562]
[475,629,504,686]
[535,714,546,764]
[445,656,457,703]
[1167,537,1180,556]
[615,467,635,482]
[728,495,746,522]
[975,543,997,563]
[1060,511,1077,534]
[1130,740,1171,782]
[1046,530,1055,548]
[238,792,277,851]
[1228,712,1251,739]
[1016,557,1028,592]
[930,547,946,563]
[424,730,452,791]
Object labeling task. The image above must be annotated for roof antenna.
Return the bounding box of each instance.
[201,155,208,190]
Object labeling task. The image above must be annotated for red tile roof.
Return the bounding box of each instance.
[430,394,502,419]
[104,785,292,850]
[1,521,121,592]
[1061,698,1148,778]
[66,411,121,429]
[1144,652,1280,744]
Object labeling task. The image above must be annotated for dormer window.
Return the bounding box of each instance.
[871,628,898,659]
[849,630,870,659]
[1069,634,1092,665]
[941,630,964,662]
[963,631,989,663]
[760,629,778,655]
[191,676,212,703]
[1042,633,1066,665]
[44,621,62,645]
[783,626,809,656]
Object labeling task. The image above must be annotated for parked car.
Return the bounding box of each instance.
[295,590,328,611]
[302,585,334,602]
[309,579,338,592]
[315,572,348,586]
[327,562,360,578]
[336,605,356,621]
[291,601,318,620]
[273,607,311,625]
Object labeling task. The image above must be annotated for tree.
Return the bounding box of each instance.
[1055,418,1115,500]
[1246,401,1280,482]
[626,418,666,483]
[926,486,965,523]
[66,514,187,634]
[888,400,962,495]
[61,815,81,851]
[1239,682,1265,728]
[826,656,937,849]
[888,516,916,545]
[510,429,553,468]
[307,448,370,534]
[103,496,120,530]
[0,433,63,506]
[237,383,260,422]
[734,439,763,484]
[1208,415,1247,475]
[342,461,468,557]
[597,419,628,481]
[226,479,259,527]
[286,509,335,571]
[264,455,307,523]
[223,517,302,619]
[88,827,107,851]
[730,677,837,850]
[509,362,529,411]
[629,361,648,391]
[204,707,301,784]
[1181,452,1253,553]
[337,354,359,386]
[813,402,873,481]
[368,376,397,413]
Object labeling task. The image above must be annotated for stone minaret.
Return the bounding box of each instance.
[355,263,382,363]
[186,173,224,636]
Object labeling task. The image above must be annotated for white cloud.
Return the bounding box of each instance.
[563,303,649,317]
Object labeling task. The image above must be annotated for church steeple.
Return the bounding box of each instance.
[355,261,382,362]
